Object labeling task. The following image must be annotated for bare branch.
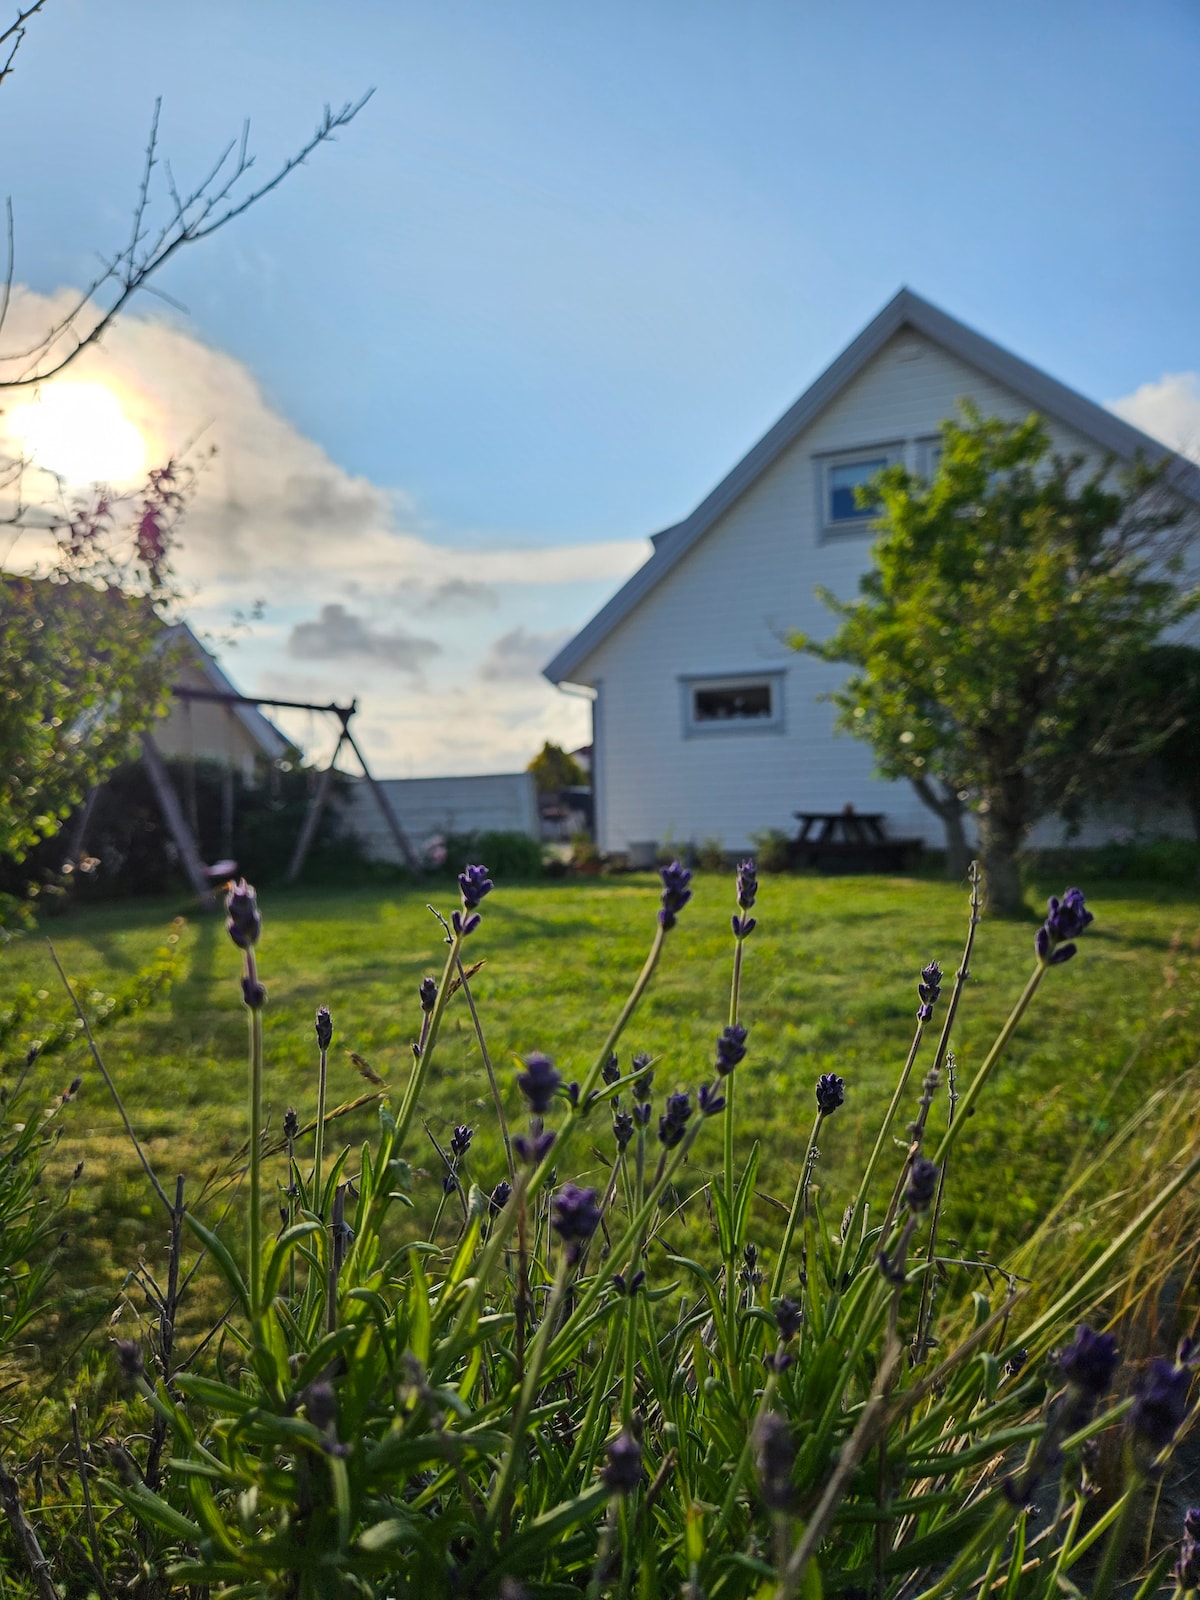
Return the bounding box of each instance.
[0,0,47,90]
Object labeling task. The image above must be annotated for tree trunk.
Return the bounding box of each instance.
[910,777,972,882]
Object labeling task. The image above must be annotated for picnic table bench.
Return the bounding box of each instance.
[789,808,924,874]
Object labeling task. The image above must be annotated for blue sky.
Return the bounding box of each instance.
[2,0,1198,770]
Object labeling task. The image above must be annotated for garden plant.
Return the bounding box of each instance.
[0,860,1198,1598]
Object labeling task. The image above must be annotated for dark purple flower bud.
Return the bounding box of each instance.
[450,1124,473,1159]
[774,1297,802,1341]
[314,1006,333,1051]
[283,1107,299,1142]
[517,1051,561,1114]
[451,909,482,938]
[1038,888,1093,964]
[732,914,758,938]
[602,1053,620,1086]
[1132,1358,1191,1455]
[513,1130,556,1165]
[815,1073,845,1115]
[241,976,267,1010]
[1177,1528,1200,1591]
[442,1172,459,1195]
[754,1412,796,1513]
[1186,1508,1200,1540]
[715,1024,748,1077]
[458,863,494,911]
[567,1081,581,1108]
[905,1157,939,1212]
[225,879,261,949]
[305,1380,338,1432]
[736,859,758,911]
[918,961,942,1004]
[633,1100,652,1127]
[698,1083,726,1117]
[489,1180,512,1215]
[419,977,437,1013]
[551,1182,602,1247]
[115,1339,144,1383]
[613,1109,634,1150]
[1059,1325,1121,1399]
[631,1052,653,1077]
[628,1269,645,1295]
[600,1430,644,1495]
[658,860,693,931]
[917,1003,933,1023]
[658,1090,692,1149]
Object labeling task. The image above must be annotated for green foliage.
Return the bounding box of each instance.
[749,827,791,872]
[1,868,1193,1597]
[445,830,545,879]
[527,740,587,794]
[795,407,1198,909]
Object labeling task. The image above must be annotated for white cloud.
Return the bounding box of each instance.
[1108,372,1200,464]
[0,286,642,774]
[479,625,574,682]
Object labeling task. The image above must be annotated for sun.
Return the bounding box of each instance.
[3,381,149,487]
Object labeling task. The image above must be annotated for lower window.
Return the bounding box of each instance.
[681,673,785,736]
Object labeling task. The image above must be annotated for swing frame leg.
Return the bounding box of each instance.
[284,729,348,885]
[141,732,217,909]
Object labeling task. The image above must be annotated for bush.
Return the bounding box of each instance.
[750,825,792,872]
[1,863,1195,1597]
[444,829,544,880]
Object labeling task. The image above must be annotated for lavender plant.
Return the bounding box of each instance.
[65,865,1200,1597]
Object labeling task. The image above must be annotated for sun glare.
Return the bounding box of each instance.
[4,382,149,487]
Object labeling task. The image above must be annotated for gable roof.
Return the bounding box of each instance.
[165,623,293,761]
[544,287,1200,685]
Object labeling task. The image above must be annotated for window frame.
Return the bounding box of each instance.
[679,670,787,739]
[815,442,904,540]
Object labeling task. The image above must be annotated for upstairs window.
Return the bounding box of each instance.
[818,445,901,536]
[681,671,785,737]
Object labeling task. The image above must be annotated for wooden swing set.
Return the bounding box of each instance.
[134,688,420,908]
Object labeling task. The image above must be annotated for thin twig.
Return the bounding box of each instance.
[69,1405,108,1600]
[45,939,172,1217]
[0,1456,60,1600]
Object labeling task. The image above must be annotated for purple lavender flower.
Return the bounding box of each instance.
[283,1107,299,1142]
[489,1180,512,1215]
[513,1130,556,1165]
[612,1269,645,1296]
[698,1083,726,1116]
[658,1090,692,1149]
[1176,1511,1200,1590]
[633,1100,652,1128]
[753,1412,796,1513]
[602,1053,621,1086]
[450,1124,472,1159]
[551,1183,602,1247]
[815,1073,845,1116]
[774,1297,802,1341]
[315,1006,333,1051]
[115,1339,144,1383]
[917,960,942,1021]
[451,909,482,938]
[1037,887,1094,966]
[715,1024,748,1077]
[458,863,494,911]
[600,1430,644,1495]
[1132,1358,1192,1455]
[1059,1325,1121,1399]
[1187,1508,1200,1540]
[442,1172,459,1195]
[736,859,758,910]
[241,976,267,1010]
[305,1380,338,1432]
[613,1109,634,1150]
[517,1051,561,1114]
[419,977,437,1014]
[905,1157,939,1212]
[658,860,693,931]
[225,879,261,949]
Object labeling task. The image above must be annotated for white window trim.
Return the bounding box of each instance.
[814,441,904,540]
[679,670,786,739]
[916,436,943,479]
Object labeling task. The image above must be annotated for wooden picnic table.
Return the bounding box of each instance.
[790,809,923,873]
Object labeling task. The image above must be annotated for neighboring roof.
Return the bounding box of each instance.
[165,623,292,761]
[545,287,1200,685]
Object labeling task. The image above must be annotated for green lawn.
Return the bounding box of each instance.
[2,868,1198,1362]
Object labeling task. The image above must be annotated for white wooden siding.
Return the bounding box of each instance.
[575,329,1138,855]
[346,772,540,864]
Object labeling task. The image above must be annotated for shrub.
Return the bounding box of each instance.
[697,836,727,871]
[4,865,1199,1597]
[444,829,544,880]
[750,825,792,872]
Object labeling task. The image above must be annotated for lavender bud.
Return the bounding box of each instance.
[918,961,942,1005]
[1059,1325,1121,1399]
[1132,1358,1191,1455]
[633,1101,652,1127]
[451,909,482,938]
[514,1130,556,1165]
[450,1124,473,1159]
[815,1073,845,1115]
[774,1297,802,1341]
[241,976,267,1010]
[114,1339,144,1383]
[283,1107,299,1141]
[488,1180,512,1215]
[315,1006,333,1050]
[698,1083,726,1116]
[904,1157,939,1212]
[419,977,437,1013]
[458,863,494,912]
[732,914,757,938]
[225,879,261,949]
[442,1172,459,1195]
[305,1380,338,1432]
[551,1183,602,1247]
[657,1090,692,1149]
[602,1053,621,1086]
[1037,887,1093,965]
[715,1024,748,1077]
[658,860,693,931]
[517,1052,561,1114]
[753,1412,796,1513]
[600,1430,644,1495]
[736,859,758,911]
[613,1109,634,1150]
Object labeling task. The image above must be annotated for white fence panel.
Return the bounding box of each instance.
[346,772,539,864]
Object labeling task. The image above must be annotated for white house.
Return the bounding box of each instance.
[544,289,1200,859]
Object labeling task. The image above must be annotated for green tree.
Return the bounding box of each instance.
[795,407,1198,912]
[527,740,586,794]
